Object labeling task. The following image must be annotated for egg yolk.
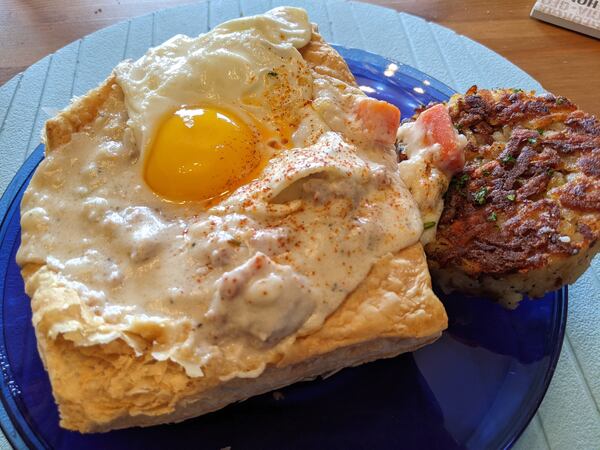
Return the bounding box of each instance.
[144,107,261,203]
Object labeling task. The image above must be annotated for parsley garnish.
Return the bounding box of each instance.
[512,88,523,93]
[487,211,497,222]
[473,187,488,205]
[451,173,469,191]
[537,128,545,135]
[501,155,516,164]
[556,97,565,105]
[528,137,538,145]
[506,193,516,202]
[423,221,436,230]
[482,169,490,176]
[456,173,470,189]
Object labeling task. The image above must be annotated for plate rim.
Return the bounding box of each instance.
[333,44,456,101]
[502,286,568,448]
[0,46,568,450]
[0,146,45,450]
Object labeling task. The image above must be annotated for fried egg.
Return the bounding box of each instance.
[115,7,320,203]
[17,7,423,380]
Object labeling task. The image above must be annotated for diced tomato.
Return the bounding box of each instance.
[356,98,401,146]
[417,103,465,174]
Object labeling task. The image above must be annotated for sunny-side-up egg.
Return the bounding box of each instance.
[116,7,321,205]
[17,7,425,379]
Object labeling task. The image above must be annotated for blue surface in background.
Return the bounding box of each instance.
[0,47,566,450]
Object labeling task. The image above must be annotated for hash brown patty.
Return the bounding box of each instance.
[424,87,600,307]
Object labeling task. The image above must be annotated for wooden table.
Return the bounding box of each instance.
[1,0,599,115]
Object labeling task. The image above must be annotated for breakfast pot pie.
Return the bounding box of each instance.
[16,8,464,432]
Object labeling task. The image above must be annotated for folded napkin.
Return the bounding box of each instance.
[531,0,600,39]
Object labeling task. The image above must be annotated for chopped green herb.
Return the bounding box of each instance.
[528,137,538,145]
[556,97,565,105]
[537,128,545,135]
[487,211,497,222]
[473,187,488,205]
[423,221,436,230]
[512,88,523,93]
[482,169,491,176]
[267,71,278,77]
[501,155,516,164]
[456,173,470,188]
[506,193,516,202]
[451,173,469,190]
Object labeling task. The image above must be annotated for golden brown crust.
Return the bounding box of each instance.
[279,245,447,367]
[299,25,357,87]
[23,27,447,432]
[44,76,123,150]
[32,243,443,432]
[93,336,439,432]
[424,87,600,304]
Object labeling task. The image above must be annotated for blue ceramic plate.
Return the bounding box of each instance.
[0,47,566,450]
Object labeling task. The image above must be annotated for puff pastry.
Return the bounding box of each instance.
[18,13,447,432]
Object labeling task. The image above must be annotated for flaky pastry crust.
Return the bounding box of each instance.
[22,27,447,432]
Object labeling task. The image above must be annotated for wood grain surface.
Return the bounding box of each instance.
[1,0,599,115]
